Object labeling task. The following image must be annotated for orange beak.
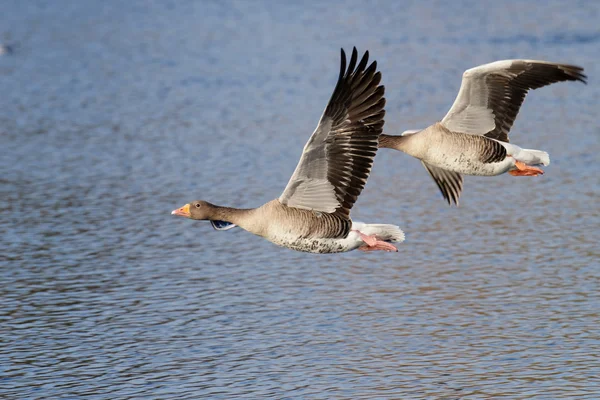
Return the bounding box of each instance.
[171,203,191,218]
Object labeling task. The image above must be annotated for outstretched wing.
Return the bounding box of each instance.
[441,60,586,142]
[279,47,385,219]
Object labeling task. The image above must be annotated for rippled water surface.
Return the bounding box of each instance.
[2,1,599,398]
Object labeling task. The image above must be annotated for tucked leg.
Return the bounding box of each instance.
[509,160,544,176]
[356,231,398,252]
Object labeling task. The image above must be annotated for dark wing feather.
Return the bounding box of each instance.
[421,162,464,206]
[441,60,586,142]
[279,47,385,219]
[483,61,587,142]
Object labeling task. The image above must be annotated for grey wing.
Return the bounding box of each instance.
[421,162,464,206]
[441,60,586,142]
[279,47,385,218]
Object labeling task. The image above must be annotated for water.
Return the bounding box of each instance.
[1,1,599,398]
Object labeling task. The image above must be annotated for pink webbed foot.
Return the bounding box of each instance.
[509,160,544,176]
[357,232,399,252]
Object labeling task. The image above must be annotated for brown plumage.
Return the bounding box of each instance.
[478,61,587,143]
[379,59,586,206]
[279,47,385,219]
[172,48,404,253]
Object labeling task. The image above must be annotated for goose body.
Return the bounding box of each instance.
[268,219,403,254]
[257,202,404,253]
[383,123,549,177]
[172,48,404,253]
[380,59,586,205]
[227,200,356,253]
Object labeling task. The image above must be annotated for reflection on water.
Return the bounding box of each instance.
[1,1,599,398]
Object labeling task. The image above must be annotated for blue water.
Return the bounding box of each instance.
[1,1,599,398]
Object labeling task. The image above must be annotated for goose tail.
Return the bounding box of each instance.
[503,142,550,166]
[519,148,550,166]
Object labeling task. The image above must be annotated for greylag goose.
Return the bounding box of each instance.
[379,60,586,205]
[172,48,404,253]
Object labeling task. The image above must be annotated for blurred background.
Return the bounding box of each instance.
[1,0,599,398]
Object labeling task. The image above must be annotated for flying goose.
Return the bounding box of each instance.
[379,60,587,205]
[172,48,404,253]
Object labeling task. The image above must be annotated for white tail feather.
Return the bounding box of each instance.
[502,142,550,166]
[351,222,406,243]
[520,148,550,166]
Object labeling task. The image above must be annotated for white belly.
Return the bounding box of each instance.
[426,152,514,176]
[268,232,363,254]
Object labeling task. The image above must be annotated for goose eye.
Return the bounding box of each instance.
[195,203,201,208]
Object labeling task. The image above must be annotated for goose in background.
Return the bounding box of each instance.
[379,60,586,205]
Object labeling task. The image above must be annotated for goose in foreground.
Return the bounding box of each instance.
[171,48,404,253]
[379,60,587,205]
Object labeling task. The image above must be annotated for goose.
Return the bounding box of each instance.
[171,48,404,253]
[378,60,587,205]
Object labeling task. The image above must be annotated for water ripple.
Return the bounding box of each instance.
[1,0,599,398]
